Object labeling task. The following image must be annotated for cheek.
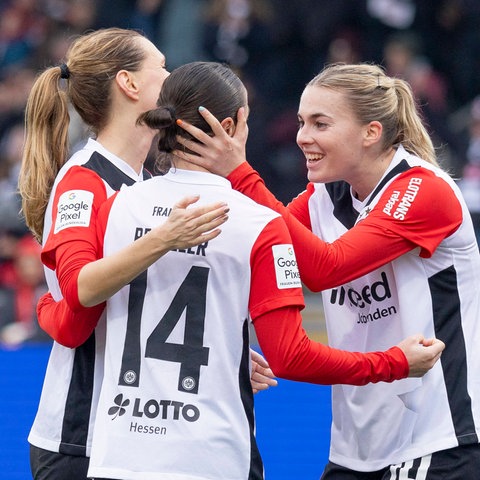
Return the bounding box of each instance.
[144,85,162,109]
[144,72,169,109]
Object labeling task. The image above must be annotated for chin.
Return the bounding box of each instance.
[307,171,324,184]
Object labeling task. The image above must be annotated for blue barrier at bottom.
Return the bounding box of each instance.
[0,344,331,479]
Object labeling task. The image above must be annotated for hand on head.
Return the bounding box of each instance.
[174,106,248,177]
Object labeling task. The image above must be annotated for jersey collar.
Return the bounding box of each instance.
[86,138,145,183]
[163,168,231,188]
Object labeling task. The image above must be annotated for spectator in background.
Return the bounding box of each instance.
[0,228,23,337]
[0,0,48,71]
[157,0,207,69]
[361,0,417,63]
[382,31,465,175]
[457,96,480,246]
[0,234,49,347]
[413,0,480,108]
[0,118,48,347]
[0,121,25,197]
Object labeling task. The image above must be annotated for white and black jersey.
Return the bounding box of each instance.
[28,138,149,457]
[307,146,480,470]
[87,169,304,480]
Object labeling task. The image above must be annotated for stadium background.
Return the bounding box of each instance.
[1,0,480,478]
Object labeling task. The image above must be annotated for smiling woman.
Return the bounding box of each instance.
[172,61,480,480]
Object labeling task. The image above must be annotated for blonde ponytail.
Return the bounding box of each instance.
[18,66,70,241]
[393,78,437,165]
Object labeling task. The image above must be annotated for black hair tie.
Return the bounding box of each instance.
[60,63,70,79]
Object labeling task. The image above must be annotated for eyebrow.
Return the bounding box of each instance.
[297,112,331,121]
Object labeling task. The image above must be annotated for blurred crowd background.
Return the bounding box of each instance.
[1,0,480,348]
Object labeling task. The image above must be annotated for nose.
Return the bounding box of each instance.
[296,125,313,147]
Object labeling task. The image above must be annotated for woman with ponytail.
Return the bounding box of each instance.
[175,62,480,479]
[19,28,230,480]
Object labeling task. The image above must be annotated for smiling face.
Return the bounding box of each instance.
[296,85,368,186]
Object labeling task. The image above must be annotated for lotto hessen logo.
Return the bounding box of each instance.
[107,393,200,423]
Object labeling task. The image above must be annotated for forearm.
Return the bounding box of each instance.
[77,232,170,306]
[254,306,408,385]
[37,292,104,347]
[55,226,170,308]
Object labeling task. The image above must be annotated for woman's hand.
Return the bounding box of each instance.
[397,334,445,377]
[174,106,248,177]
[159,194,229,250]
[250,348,278,394]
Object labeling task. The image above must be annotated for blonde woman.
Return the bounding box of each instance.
[18,28,230,480]
[176,63,480,479]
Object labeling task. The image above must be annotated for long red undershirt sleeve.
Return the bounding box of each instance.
[36,236,105,348]
[228,163,461,292]
[253,306,409,385]
[37,166,108,347]
[37,220,106,348]
[37,292,105,348]
[54,238,99,311]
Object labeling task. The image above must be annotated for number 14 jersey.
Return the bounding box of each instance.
[87,169,305,480]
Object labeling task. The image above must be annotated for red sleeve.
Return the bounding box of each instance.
[42,166,107,270]
[36,195,117,347]
[37,292,105,348]
[248,216,305,319]
[254,306,408,384]
[53,192,117,310]
[37,167,111,346]
[369,167,462,256]
[287,186,312,229]
[247,213,409,385]
[229,163,462,292]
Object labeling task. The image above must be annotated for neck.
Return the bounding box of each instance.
[350,147,396,201]
[172,155,211,173]
[96,123,155,175]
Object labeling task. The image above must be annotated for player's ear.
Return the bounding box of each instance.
[363,120,382,147]
[115,70,139,100]
[220,117,235,137]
